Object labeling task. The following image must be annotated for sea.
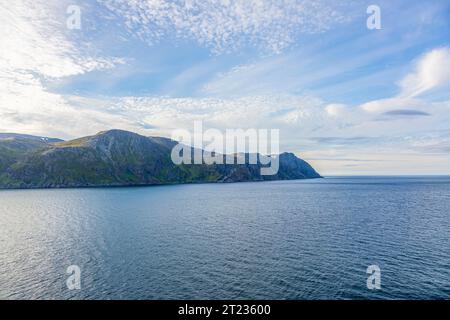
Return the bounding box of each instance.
[1,176,449,299]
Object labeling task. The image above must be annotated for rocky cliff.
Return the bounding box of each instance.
[0,130,321,189]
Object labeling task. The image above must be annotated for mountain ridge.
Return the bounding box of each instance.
[0,129,322,189]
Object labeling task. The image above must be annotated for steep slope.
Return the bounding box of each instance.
[0,130,321,189]
[0,133,63,172]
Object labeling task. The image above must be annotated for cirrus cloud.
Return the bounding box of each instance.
[99,0,354,54]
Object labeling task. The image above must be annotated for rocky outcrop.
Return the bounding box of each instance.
[0,130,321,189]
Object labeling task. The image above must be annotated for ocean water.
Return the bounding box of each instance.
[1,176,450,300]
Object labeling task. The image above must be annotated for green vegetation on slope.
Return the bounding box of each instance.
[0,129,321,189]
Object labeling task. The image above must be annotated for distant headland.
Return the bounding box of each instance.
[0,130,321,189]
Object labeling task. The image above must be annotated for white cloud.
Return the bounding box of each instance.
[303,148,450,176]
[358,47,450,114]
[399,47,450,98]
[360,97,427,113]
[104,94,328,135]
[99,0,353,54]
[0,75,138,139]
[0,0,123,79]
[325,104,347,117]
[0,0,125,138]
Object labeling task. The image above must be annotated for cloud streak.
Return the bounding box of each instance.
[399,47,450,98]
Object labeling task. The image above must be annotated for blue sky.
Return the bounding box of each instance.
[1,0,450,175]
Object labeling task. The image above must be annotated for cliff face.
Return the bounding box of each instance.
[0,133,63,173]
[0,130,321,189]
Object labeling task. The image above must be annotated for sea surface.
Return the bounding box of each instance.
[1,176,450,300]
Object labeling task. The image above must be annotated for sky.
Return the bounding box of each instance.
[1,0,450,175]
